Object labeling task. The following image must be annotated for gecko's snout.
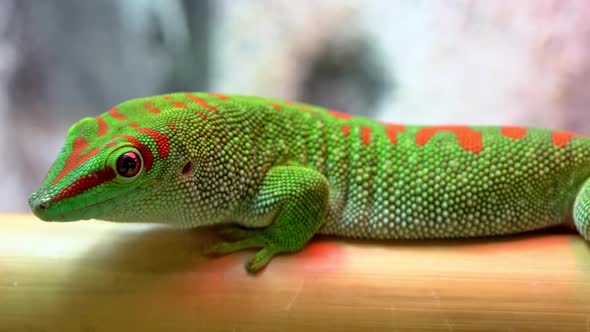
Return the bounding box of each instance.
[28,191,54,221]
[28,187,102,222]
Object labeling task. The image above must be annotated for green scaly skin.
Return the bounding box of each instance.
[29,92,590,272]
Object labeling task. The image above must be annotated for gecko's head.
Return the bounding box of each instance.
[28,99,187,222]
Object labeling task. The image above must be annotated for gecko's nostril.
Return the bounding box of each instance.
[38,202,48,210]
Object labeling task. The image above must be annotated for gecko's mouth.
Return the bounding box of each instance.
[29,192,122,222]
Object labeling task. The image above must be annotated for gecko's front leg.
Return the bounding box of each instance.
[206,165,330,273]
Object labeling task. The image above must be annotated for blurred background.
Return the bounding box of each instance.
[4,0,590,212]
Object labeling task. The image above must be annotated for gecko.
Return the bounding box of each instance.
[28,92,590,272]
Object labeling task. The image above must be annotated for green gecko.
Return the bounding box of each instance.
[29,92,590,272]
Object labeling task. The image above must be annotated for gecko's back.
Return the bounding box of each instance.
[219,94,590,239]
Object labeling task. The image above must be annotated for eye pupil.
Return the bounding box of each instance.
[116,152,142,177]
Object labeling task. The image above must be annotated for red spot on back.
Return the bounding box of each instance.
[144,102,161,114]
[416,126,483,154]
[209,93,228,100]
[341,125,350,136]
[552,131,589,148]
[108,107,127,121]
[361,127,372,146]
[96,116,108,136]
[163,96,172,100]
[172,102,187,109]
[51,168,116,203]
[112,135,154,171]
[552,132,573,148]
[501,126,527,140]
[270,102,282,110]
[186,93,219,114]
[327,110,353,120]
[384,123,406,144]
[136,128,170,157]
[129,122,139,127]
[52,137,100,185]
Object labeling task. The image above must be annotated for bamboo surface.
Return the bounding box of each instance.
[1,214,589,332]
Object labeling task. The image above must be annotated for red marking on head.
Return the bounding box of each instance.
[52,137,100,185]
[136,128,170,157]
[198,112,207,121]
[328,109,353,120]
[105,142,118,149]
[163,96,172,100]
[209,93,228,100]
[270,102,282,110]
[108,107,127,121]
[361,127,372,146]
[150,108,161,114]
[172,102,187,109]
[96,116,108,137]
[501,126,527,140]
[168,123,176,131]
[551,131,589,148]
[145,102,154,108]
[416,126,483,154]
[129,122,139,127]
[112,135,154,171]
[50,168,116,203]
[186,94,219,114]
[383,123,406,144]
[341,125,350,136]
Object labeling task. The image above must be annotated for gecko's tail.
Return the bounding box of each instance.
[573,178,590,241]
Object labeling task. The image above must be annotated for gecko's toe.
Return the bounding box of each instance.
[202,242,234,256]
[203,236,267,258]
[216,225,262,240]
[245,246,279,273]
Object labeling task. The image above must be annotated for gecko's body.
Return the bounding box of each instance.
[29,93,590,272]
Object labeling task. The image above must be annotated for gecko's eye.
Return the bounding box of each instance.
[116,152,142,177]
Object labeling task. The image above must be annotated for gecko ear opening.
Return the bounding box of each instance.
[107,147,144,183]
[181,161,192,175]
